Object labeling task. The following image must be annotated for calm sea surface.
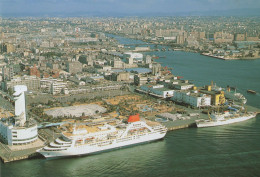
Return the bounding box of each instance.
[1,35,260,177]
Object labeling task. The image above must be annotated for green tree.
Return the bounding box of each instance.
[7,88,14,96]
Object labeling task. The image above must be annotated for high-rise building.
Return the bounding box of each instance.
[152,63,161,76]
[1,43,15,53]
[13,85,27,123]
[2,65,14,81]
[145,55,152,64]
[111,72,130,81]
[126,57,133,65]
[214,32,234,43]
[113,59,124,69]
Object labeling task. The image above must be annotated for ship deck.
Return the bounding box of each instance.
[62,120,121,137]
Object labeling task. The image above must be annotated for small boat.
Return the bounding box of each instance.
[247,90,257,94]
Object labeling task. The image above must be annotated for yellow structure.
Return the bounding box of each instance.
[192,86,197,90]
[211,91,225,105]
[219,91,226,105]
[200,82,226,106]
[227,86,231,92]
[206,85,211,91]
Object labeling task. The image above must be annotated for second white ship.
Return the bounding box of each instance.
[196,111,257,128]
[37,114,167,158]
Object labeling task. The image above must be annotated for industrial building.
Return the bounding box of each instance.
[158,78,194,90]
[51,81,68,95]
[111,72,130,82]
[172,80,194,90]
[171,90,211,108]
[140,84,174,98]
[200,85,226,106]
[124,52,143,62]
[134,74,148,86]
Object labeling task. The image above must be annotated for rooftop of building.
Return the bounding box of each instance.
[199,89,222,95]
[174,82,194,86]
[154,87,174,91]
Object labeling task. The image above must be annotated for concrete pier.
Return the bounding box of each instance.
[0,139,44,163]
[1,105,259,163]
[150,104,260,132]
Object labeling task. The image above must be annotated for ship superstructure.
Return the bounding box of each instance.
[37,114,167,158]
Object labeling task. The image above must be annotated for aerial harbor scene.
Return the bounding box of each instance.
[0,0,260,176]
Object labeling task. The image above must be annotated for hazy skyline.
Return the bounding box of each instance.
[1,0,260,16]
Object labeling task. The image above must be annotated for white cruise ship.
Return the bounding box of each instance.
[196,111,257,128]
[37,114,167,158]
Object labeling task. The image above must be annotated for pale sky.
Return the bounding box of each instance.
[1,0,260,16]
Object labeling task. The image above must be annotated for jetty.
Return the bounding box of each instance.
[1,97,259,163]
[149,104,260,132]
[0,139,44,163]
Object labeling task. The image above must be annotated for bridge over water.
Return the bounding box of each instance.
[123,43,160,46]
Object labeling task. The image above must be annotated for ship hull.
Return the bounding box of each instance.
[38,132,166,158]
[196,114,256,128]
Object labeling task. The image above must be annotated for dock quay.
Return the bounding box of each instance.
[0,139,44,163]
[149,111,209,132]
[149,104,260,132]
[1,105,259,163]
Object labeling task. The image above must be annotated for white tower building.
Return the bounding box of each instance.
[13,85,27,124]
[0,85,38,145]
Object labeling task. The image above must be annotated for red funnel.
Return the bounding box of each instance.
[128,114,140,123]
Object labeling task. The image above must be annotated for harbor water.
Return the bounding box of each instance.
[1,35,260,177]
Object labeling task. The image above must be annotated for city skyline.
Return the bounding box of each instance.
[1,0,260,17]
